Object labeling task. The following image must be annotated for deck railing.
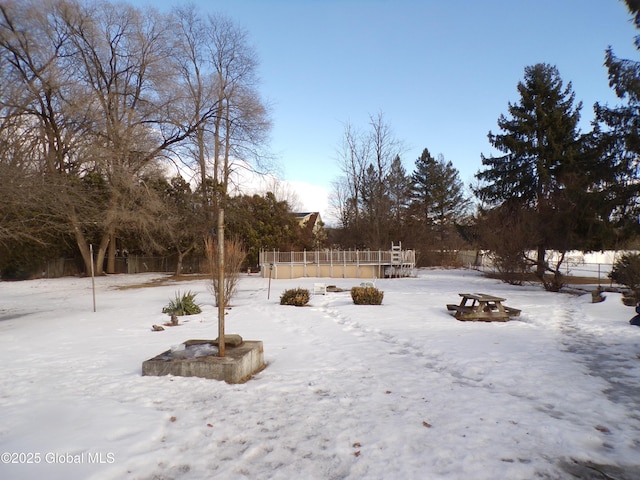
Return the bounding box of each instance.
[259,248,416,279]
[260,249,416,266]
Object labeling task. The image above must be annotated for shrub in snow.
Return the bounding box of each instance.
[280,288,310,306]
[204,236,247,307]
[162,290,202,316]
[351,286,384,305]
[609,253,640,301]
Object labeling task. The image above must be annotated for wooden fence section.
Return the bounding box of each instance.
[40,254,207,278]
[259,248,416,279]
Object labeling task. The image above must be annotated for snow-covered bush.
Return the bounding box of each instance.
[280,288,310,306]
[351,286,384,305]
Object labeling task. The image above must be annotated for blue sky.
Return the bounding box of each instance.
[128,0,637,218]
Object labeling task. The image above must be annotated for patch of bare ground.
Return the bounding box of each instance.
[564,276,610,285]
[483,272,607,286]
[114,274,211,290]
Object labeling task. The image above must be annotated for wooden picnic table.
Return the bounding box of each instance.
[447,293,521,322]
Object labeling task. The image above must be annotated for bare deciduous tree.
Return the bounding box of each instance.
[172,7,271,218]
[2,0,231,274]
[0,0,271,279]
[171,7,271,319]
[332,112,404,248]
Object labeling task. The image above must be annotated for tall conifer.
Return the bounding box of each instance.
[475,63,582,281]
[411,148,469,250]
[593,0,640,240]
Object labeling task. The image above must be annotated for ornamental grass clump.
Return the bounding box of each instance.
[350,286,384,305]
[280,288,310,306]
[162,290,202,316]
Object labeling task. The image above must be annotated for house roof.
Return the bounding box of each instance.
[294,212,317,218]
[293,212,322,230]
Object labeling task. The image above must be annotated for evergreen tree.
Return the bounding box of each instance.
[225,192,301,268]
[385,155,412,241]
[360,163,389,247]
[154,175,203,276]
[411,148,438,225]
[411,149,469,245]
[593,0,640,243]
[474,63,582,283]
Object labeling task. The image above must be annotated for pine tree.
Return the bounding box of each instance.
[385,155,412,241]
[412,151,468,227]
[593,0,640,242]
[410,149,469,258]
[411,148,438,225]
[474,63,582,282]
[225,192,301,267]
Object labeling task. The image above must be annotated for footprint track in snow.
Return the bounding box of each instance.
[317,302,438,367]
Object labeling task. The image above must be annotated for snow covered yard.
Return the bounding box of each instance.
[1,269,639,480]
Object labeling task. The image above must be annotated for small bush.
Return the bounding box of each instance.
[351,286,384,305]
[162,290,202,316]
[280,288,310,306]
[491,252,530,286]
[205,236,247,307]
[610,253,640,302]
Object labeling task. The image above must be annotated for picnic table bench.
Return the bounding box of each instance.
[447,293,521,322]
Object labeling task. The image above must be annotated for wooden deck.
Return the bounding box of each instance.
[259,248,416,279]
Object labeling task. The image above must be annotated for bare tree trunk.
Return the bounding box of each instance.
[196,125,210,222]
[72,215,93,276]
[174,245,195,276]
[217,209,225,357]
[107,232,116,274]
[95,230,111,276]
[176,252,184,277]
[536,244,546,280]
